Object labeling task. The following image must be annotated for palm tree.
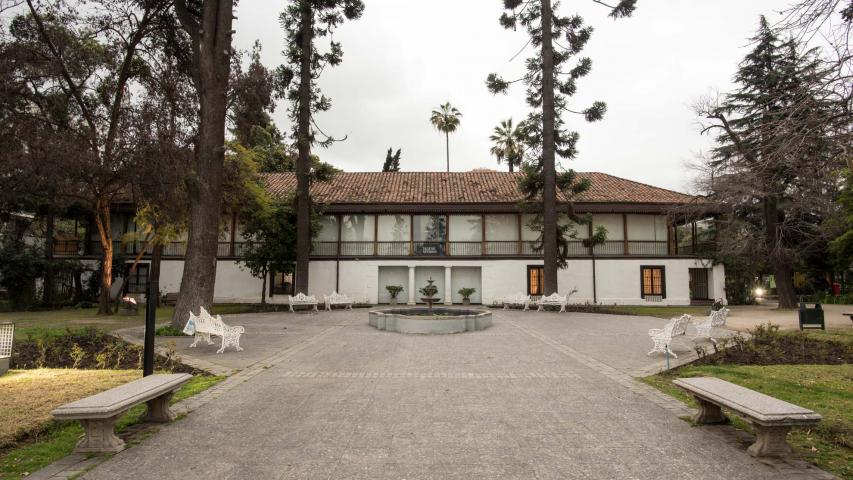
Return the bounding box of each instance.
[430,102,462,172]
[489,118,525,172]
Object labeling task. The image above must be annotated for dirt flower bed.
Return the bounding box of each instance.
[11,328,195,373]
[694,324,852,366]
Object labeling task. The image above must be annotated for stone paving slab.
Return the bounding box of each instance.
[71,310,835,480]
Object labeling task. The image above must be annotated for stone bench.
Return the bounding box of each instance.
[674,377,821,458]
[52,373,192,453]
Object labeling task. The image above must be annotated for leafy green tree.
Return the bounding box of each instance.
[280,0,364,294]
[489,118,525,173]
[695,17,849,308]
[238,197,300,304]
[383,148,402,172]
[429,102,462,172]
[487,0,636,294]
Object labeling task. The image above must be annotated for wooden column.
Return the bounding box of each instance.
[622,214,629,255]
[517,213,523,255]
[587,221,594,255]
[336,214,342,257]
[444,214,450,256]
[667,216,676,256]
[373,215,378,256]
[481,214,487,256]
[409,215,414,256]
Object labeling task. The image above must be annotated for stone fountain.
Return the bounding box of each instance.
[368,277,492,334]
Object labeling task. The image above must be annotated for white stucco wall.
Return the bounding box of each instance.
[150,257,726,307]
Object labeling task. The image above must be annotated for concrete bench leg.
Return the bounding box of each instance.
[76,415,125,453]
[144,392,177,423]
[692,397,728,424]
[747,424,793,458]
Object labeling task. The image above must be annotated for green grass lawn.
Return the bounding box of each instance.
[644,364,853,479]
[583,305,710,319]
[0,372,223,479]
[1,303,267,340]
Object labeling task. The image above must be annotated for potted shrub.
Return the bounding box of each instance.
[386,285,404,305]
[458,287,476,305]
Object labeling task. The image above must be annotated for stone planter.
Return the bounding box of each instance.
[390,297,398,305]
[462,298,471,305]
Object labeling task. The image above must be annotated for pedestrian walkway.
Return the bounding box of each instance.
[75,310,833,479]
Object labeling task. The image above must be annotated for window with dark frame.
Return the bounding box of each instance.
[126,264,149,294]
[640,266,665,298]
[527,265,544,296]
[270,271,295,296]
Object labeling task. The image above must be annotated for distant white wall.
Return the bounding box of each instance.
[450,267,482,303]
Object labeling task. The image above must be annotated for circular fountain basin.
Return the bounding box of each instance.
[368,307,492,334]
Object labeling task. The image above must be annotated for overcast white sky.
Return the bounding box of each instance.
[233,0,792,192]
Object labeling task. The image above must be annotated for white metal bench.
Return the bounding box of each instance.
[52,373,191,453]
[674,377,821,457]
[502,293,532,311]
[692,307,730,343]
[324,292,353,311]
[188,307,245,354]
[288,292,319,312]
[647,314,691,358]
[537,293,568,312]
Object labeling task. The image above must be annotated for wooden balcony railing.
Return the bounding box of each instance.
[51,238,682,260]
[310,240,677,258]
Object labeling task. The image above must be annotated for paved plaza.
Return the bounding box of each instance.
[83,310,832,480]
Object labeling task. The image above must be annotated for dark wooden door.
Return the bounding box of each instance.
[689,268,709,300]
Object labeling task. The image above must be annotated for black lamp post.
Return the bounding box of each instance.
[142,245,162,377]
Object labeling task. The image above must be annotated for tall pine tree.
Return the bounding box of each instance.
[487,0,636,295]
[696,17,849,308]
[382,148,401,172]
[280,0,364,294]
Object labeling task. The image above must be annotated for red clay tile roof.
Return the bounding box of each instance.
[262,171,699,205]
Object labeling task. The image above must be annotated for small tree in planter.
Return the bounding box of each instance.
[458,288,476,305]
[386,285,404,305]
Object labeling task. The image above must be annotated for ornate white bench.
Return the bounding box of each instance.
[324,292,353,310]
[693,307,730,343]
[537,292,568,312]
[647,314,691,357]
[188,307,245,354]
[52,373,191,453]
[288,292,319,312]
[674,377,821,458]
[502,293,532,310]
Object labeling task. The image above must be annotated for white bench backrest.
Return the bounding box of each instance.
[541,293,567,303]
[194,307,226,335]
[711,308,729,327]
[664,314,691,337]
[505,293,530,303]
[325,292,350,303]
[290,292,317,303]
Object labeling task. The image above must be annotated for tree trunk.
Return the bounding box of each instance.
[172,0,234,329]
[94,199,113,315]
[763,195,797,308]
[445,131,450,172]
[294,1,314,295]
[540,0,559,296]
[261,270,267,305]
[43,211,55,306]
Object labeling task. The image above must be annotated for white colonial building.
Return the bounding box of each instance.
[57,171,724,306]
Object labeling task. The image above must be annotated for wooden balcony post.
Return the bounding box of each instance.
[587,221,594,255]
[337,214,343,257]
[622,214,629,255]
[409,215,414,256]
[373,215,378,256]
[481,214,487,255]
[667,216,676,256]
[445,214,450,256]
[517,213,523,255]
